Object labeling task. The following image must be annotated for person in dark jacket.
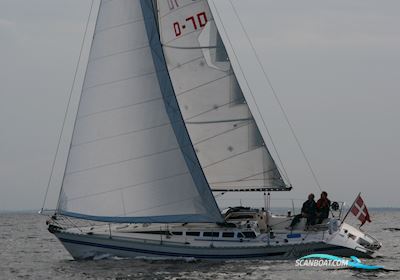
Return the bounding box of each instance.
[316,191,331,224]
[289,193,317,229]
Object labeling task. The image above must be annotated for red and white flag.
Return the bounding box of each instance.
[350,194,371,226]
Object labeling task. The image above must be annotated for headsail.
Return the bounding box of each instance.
[156,0,289,191]
[56,0,223,223]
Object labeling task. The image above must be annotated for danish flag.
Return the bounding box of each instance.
[350,194,371,226]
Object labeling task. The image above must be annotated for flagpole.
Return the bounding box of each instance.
[341,192,361,223]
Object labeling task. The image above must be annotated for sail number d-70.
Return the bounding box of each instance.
[173,12,208,37]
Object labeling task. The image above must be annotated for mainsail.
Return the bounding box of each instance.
[156,0,288,191]
[56,0,223,223]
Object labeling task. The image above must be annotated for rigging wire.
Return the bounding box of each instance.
[209,1,291,186]
[40,0,96,213]
[228,0,323,192]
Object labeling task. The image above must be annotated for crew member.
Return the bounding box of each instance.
[289,193,317,229]
[316,191,331,224]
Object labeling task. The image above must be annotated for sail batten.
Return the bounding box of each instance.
[156,0,288,192]
[56,0,223,223]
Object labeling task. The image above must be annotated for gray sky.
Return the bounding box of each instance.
[0,0,399,211]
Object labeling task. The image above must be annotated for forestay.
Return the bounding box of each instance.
[57,0,222,223]
[156,0,288,191]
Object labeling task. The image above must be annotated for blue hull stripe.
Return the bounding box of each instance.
[59,237,343,259]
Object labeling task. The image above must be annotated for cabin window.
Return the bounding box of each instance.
[172,232,182,236]
[222,232,234,238]
[242,232,256,239]
[133,231,170,235]
[237,232,245,238]
[186,232,200,236]
[203,232,219,237]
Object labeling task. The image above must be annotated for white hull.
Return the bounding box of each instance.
[52,225,375,260]
[48,208,380,260]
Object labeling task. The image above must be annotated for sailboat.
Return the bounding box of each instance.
[43,0,382,260]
